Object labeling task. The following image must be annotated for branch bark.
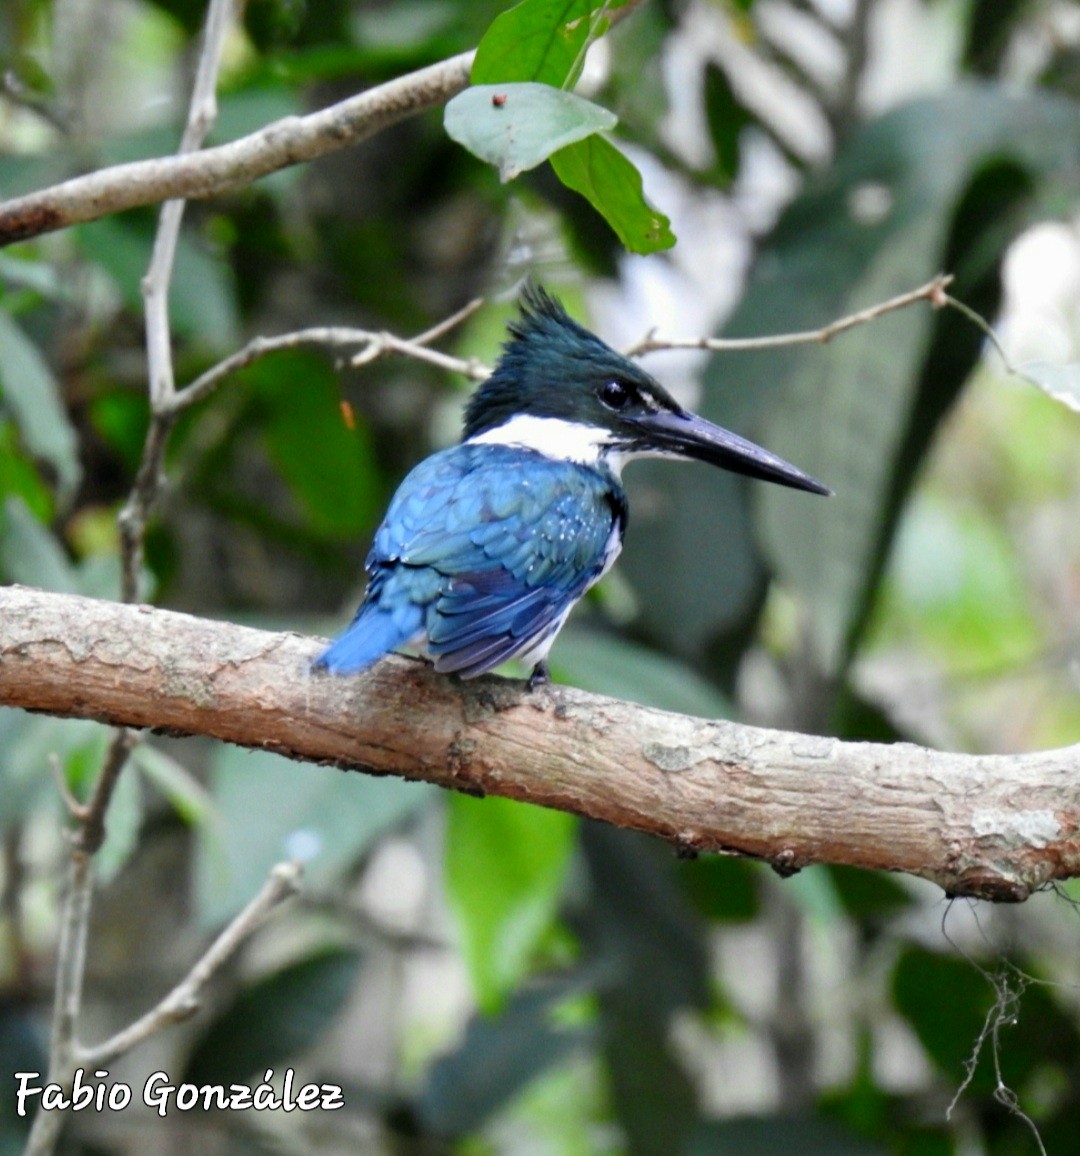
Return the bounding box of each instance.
[0,51,474,247]
[2,584,1078,904]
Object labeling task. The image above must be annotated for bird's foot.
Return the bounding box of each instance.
[527,661,551,690]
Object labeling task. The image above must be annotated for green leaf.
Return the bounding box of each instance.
[251,350,383,538]
[703,61,752,184]
[196,746,432,926]
[95,760,143,884]
[690,1116,885,1156]
[0,496,152,603]
[602,984,699,1154]
[445,795,577,1013]
[890,945,1080,1097]
[184,949,362,1084]
[0,422,51,522]
[170,232,242,351]
[0,310,81,500]
[883,496,1041,670]
[892,946,996,1088]
[678,855,760,923]
[757,90,1080,675]
[88,392,151,472]
[419,975,590,1137]
[826,865,914,922]
[550,627,731,716]
[472,0,630,88]
[621,87,1080,678]
[445,82,616,182]
[0,254,68,301]
[130,744,218,828]
[550,135,675,254]
[759,219,944,674]
[619,462,765,662]
[209,86,305,146]
[1018,360,1080,412]
[0,715,97,831]
[583,825,711,1020]
[783,865,847,925]
[0,497,77,593]
[583,826,709,1153]
[77,218,240,351]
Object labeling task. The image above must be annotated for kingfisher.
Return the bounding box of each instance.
[315,286,829,686]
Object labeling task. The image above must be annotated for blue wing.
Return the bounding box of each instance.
[315,443,625,678]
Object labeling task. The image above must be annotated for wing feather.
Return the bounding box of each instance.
[363,443,622,675]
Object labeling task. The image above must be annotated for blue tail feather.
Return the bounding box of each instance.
[314,603,423,674]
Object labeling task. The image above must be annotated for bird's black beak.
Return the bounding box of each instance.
[632,409,831,496]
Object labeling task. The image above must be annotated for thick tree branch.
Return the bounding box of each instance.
[0,50,474,247]
[2,584,1078,904]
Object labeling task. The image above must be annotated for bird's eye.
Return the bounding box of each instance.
[599,380,633,410]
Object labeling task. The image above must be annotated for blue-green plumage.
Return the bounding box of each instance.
[318,443,625,678]
[315,286,828,683]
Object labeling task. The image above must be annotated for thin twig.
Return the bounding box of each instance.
[80,861,303,1068]
[943,290,1080,409]
[622,274,953,357]
[118,0,234,604]
[142,0,233,412]
[117,417,173,603]
[174,276,956,419]
[176,302,489,413]
[48,753,85,821]
[942,292,1022,375]
[48,730,137,1054]
[1,69,73,134]
[26,731,136,1156]
[347,329,490,379]
[72,729,140,855]
[406,296,485,346]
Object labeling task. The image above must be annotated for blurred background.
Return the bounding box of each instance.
[1,0,1080,1152]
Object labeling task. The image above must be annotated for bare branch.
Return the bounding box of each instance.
[177,299,489,413]
[2,584,1078,905]
[174,277,958,418]
[71,728,140,856]
[623,274,953,357]
[0,51,474,247]
[942,291,1025,378]
[118,0,234,607]
[142,0,233,412]
[80,860,302,1068]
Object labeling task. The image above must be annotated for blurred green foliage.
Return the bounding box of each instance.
[0,0,1079,1153]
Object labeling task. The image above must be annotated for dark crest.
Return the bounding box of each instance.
[462,284,670,439]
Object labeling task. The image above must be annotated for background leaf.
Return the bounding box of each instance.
[0,497,78,593]
[251,350,383,538]
[551,627,732,715]
[446,795,577,1012]
[759,90,1080,676]
[196,746,432,926]
[0,311,81,500]
[1019,360,1080,412]
[418,975,590,1137]
[184,948,362,1084]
